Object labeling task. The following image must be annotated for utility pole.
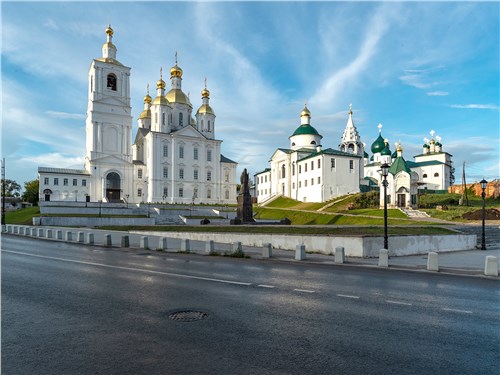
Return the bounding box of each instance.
[460,162,468,206]
[1,158,6,229]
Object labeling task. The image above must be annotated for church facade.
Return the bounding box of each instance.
[38,26,237,205]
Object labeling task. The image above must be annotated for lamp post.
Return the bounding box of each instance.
[98,200,102,217]
[381,163,390,250]
[480,179,487,250]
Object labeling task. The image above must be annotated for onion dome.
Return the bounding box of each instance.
[429,139,435,144]
[197,104,214,115]
[201,86,210,98]
[157,78,166,90]
[435,141,442,147]
[381,146,392,156]
[170,64,183,78]
[105,25,114,36]
[300,104,311,117]
[397,144,403,152]
[144,92,152,104]
[423,143,430,148]
[166,89,192,106]
[139,109,151,119]
[371,134,385,154]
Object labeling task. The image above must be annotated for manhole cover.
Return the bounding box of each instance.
[168,310,208,322]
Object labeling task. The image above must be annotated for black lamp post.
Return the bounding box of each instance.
[381,163,390,250]
[480,178,487,250]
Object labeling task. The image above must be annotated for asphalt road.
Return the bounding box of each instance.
[2,235,499,374]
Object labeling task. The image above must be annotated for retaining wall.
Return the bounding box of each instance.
[34,217,155,227]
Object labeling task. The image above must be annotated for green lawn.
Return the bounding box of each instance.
[342,208,408,218]
[5,207,40,225]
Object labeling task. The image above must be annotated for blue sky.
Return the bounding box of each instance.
[2,1,499,189]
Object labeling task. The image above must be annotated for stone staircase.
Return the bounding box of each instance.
[399,207,430,218]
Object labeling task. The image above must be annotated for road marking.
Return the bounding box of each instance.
[2,250,253,287]
[386,300,412,306]
[258,284,275,289]
[337,294,360,299]
[294,289,315,293]
[442,308,473,314]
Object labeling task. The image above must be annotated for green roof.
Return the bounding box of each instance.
[381,146,391,156]
[364,151,369,158]
[291,124,321,137]
[298,147,361,162]
[371,134,385,154]
[389,156,412,175]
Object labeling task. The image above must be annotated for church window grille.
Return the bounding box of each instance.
[63,178,68,186]
[163,145,168,157]
[163,187,168,197]
[207,171,212,181]
[107,74,117,91]
[225,190,229,199]
[318,159,321,168]
[137,188,142,197]
[434,172,439,177]
[53,178,58,185]
[207,189,211,199]
[194,170,199,180]
[179,188,184,197]
[179,169,184,179]
[82,179,87,187]
[179,113,183,126]
[138,169,143,179]
[44,177,49,185]
[73,179,77,186]
[163,167,168,178]
[179,146,184,159]
[207,150,212,162]
[194,148,199,160]
[281,165,286,179]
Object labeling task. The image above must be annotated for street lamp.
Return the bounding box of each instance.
[381,163,390,250]
[480,178,487,250]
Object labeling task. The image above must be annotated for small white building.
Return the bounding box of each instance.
[38,25,237,204]
[255,105,362,203]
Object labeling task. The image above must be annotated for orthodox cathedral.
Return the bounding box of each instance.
[255,105,454,208]
[38,26,237,204]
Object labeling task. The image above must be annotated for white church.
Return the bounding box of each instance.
[38,26,237,205]
[255,104,454,208]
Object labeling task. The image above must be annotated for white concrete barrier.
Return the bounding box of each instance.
[38,228,44,237]
[104,234,112,247]
[335,246,345,264]
[181,239,190,252]
[378,249,389,267]
[232,241,242,252]
[86,233,94,245]
[19,227,25,235]
[427,252,439,272]
[262,243,272,258]
[56,230,63,240]
[205,240,215,254]
[484,256,498,277]
[31,228,37,236]
[65,231,73,241]
[140,236,149,250]
[77,231,84,243]
[158,237,168,251]
[46,229,53,239]
[7,226,12,233]
[121,235,130,248]
[13,226,19,234]
[295,244,306,260]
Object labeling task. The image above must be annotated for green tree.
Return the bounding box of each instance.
[22,179,39,205]
[1,179,21,197]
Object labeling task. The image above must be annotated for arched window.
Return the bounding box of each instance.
[311,141,316,145]
[292,142,296,146]
[348,144,355,153]
[434,172,439,177]
[179,113,183,126]
[208,120,211,131]
[281,165,286,179]
[225,190,229,199]
[423,174,428,178]
[107,74,117,91]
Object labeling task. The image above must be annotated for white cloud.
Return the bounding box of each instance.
[427,91,449,96]
[449,104,499,110]
[46,111,86,120]
[399,66,445,89]
[19,153,85,169]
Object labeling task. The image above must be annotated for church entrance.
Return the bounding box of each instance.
[397,194,406,207]
[43,189,52,202]
[106,172,121,202]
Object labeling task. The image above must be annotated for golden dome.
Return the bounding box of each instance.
[170,64,183,78]
[300,104,311,117]
[166,89,192,107]
[105,25,114,36]
[156,78,166,90]
[397,144,403,152]
[430,139,435,144]
[144,94,152,104]
[139,109,151,119]
[196,104,214,115]
[201,87,210,98]
[152,95,170,106]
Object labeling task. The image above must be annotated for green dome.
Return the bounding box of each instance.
[371,134,385,154]
[423,144,430,148]
[391,150,397,158]
[291,124,320,137]
[381,146,392,156]
[364,151,369,158]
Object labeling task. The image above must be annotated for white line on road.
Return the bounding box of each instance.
[442,308,473,314]
[294,289,315,293]
[386,300,413,306]
[2,250,253,287]
[337,294,360,299]
[258,284,276,289]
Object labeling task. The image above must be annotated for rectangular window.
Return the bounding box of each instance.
[292,164,295,176]
[163,187,168,197]
[73,179,77,186]
[179,146,184,159]
[207,171,212,181]
[299,181,302,188]
[179,169,184,179]
[82,179,87,187]
[225,173,229,182]
[311,178,314,185]
[299,165,302,173]
[305,164,308,172]
[63,178,68,186]
[207,189,211,199]
[163,167,168,178]
[318,159,321,168]
[318,177,321,184]
[137,188,142,197]
[163,145,168,157]
[138,169,143,179]
[44,177,49,185]
[54,178,59,185]
[179,188,183,198]
[265,175,267,182]
[162,112,165,125]
[292,182,295,189]
[207,150,212,162]
[305,180,308,187]
[194,170,199,180]
[194,148,198,160]
[311,161,314,170]
[331,158,336,168]
[349,160,354,170]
